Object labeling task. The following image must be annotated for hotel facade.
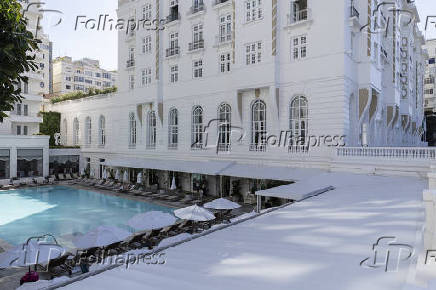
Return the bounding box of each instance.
[0,0,51,180]
[49,0,428,196]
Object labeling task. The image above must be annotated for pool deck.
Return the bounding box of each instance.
[56,173,427,290]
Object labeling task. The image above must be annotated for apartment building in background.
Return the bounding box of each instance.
[52,57,118,95]
[0,0,51,180]
[49,0,427,194]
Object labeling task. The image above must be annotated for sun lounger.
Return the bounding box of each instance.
[57,174,66,181]
[164,195,182,202]
[45,253,73,279]
[65,173,73,180]
[12,179,21,187]
[34,177,45,185]
[123,230,153,250]
[72,173,79,179]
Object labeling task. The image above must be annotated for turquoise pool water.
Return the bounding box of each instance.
[0,186,174,247]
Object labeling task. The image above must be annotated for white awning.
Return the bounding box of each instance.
[104,157,234,176]
[220,163,325,181]
[256,183,334,201]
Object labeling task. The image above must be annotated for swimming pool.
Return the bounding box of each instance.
[0,186,174,248]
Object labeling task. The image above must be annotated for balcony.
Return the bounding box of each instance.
[189,39,204,52]
[249,144,266,152]
[188,4,205,15]
[8,113,43,124]
[215,33,232,46]
[126,59,135,69]
[286,9,311,26]
[166,46,180,58]
[166,13,180,24]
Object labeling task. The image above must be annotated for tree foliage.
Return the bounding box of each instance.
[50,86,118,104]
[39,111,60,146]
[0,0,39,121]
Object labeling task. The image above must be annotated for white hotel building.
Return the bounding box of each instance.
[0,0,51,180]
[50,0,428,196]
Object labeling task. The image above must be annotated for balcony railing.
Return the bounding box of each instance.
[337,147,436,160]
[350,5,359,18]
[126,59,135,68]
[189,39,204,51]
[216,33,232,45]
[217,144,231,152]
[166,46,180,57]
[166,13,180,24]
[287,9,310,25]
[213,0,229,6]
[189,4,204,15]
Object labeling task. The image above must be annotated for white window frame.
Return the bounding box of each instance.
[219,14,232,43]
[191,105,204,149]
[218,103,231,152]
[147,111,157,149]
[220,52,231,73]
[129,75,135,90]
[73,118,79,145]
[245,41,262,65]
[99,115,106,146]
[168,108,178,149]
[170,65,179,83]
[250,100,266,152]
[142,3,152,20]
[142,68,152,86]
[289,96,308,148]
[129,112,137,147]
[85,116,92,145]
[291,35,307,61]
[193,59,203,79]
[143,35,152,54]
[245,0,263,23]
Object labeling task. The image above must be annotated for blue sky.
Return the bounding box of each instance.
[40,0,436,72]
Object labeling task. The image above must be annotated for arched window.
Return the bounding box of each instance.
[191,105,203,149]
[85,117,92,145]
[73,118,79,145]
[251,100,266,152]
[62,119,67,145]
[218,103,231,152]
[289,96,308,149]
[99,115,106,146]
[129,112,137,147]
[147,111,157,149]
[168,108,178,149]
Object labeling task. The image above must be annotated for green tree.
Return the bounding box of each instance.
[39,111,60,146]
[0,0,39,122]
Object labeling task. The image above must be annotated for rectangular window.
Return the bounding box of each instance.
[23,126,28,135]
[142,68,152,86]
[245,42,262,65]
[129,75,135,90]
[66,85,71,89]
[193,60,203,79]
[0,149,10,179]
[429,58,435,65]
[219,14,232,43]
[142,3,152,20]
[170,65,179,83]
[143,35,152,54]
[85,79,93,84]
[245,0,263,23]
[17,125,21,135]
[220,53,231,73]
[16,104,22,115]
[24,104,28,116]
[66,76,72,81]
[291,35,307,60]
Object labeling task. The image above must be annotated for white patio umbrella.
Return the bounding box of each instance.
[137,172,143,184]
[90,168,95,178]
[123,170,129,183]
[115,169,120,181]
[0,240,65,269]
[73,226,131,249]
[170,176,177,190]
[203,198,241,210]
[128,211,177,231]
[174,205,215,222]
